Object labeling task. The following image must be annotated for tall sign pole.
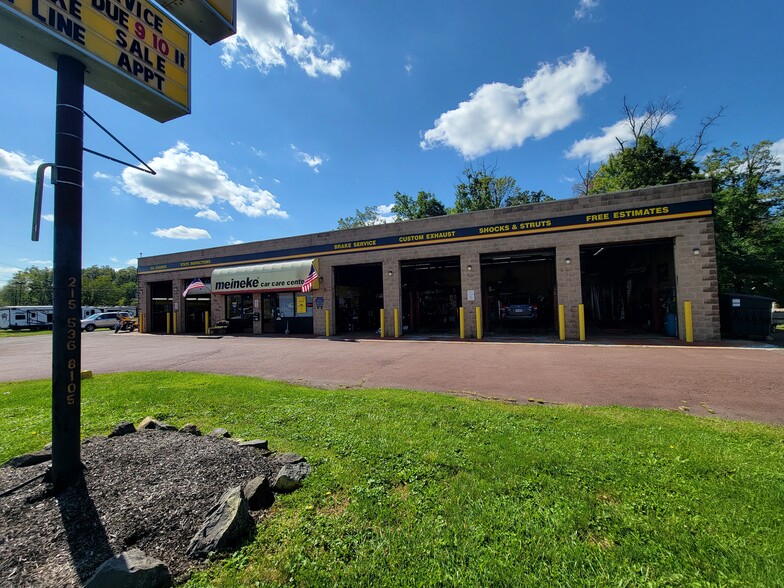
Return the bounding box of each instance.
[51,55,85,491]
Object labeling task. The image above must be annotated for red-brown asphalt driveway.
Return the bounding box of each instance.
[1,332,782,425]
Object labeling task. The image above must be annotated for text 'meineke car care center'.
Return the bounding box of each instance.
[137,180,719,341]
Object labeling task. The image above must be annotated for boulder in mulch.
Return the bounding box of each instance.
[186,486,254,559]
[178,424,201,436]
[238,439,268,450]
[274,452,306,465]
[1,450,52,468]
[272,461,311,492]
[243,475,274,510]
[108,421,136,438]
[138,417,177,431]
[83,548,173,588]
[208,427,231,438]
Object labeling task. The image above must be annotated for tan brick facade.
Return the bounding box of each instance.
[138,180,720,341]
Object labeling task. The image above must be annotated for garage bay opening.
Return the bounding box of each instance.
[580,239,676,337]
[401,257,461,335]
[334,263,383,335]
[480,250,556,337]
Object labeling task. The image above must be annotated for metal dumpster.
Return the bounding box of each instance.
[719,293,774,338]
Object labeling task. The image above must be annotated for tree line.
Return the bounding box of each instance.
[338,100,783,303]
[0,265,138,307]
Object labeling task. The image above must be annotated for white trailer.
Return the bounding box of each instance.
[0,306,54,330]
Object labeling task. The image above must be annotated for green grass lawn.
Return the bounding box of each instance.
[2,372,783,587]
[0,329,52,338]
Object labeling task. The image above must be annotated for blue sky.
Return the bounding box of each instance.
[1,0,783,287]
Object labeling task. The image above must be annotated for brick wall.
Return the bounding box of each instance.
[139,180,720,341]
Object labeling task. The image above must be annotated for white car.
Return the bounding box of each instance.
[81,312,131,332]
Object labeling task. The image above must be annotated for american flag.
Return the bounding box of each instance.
[301,265,318,292]
[183,278,206,297]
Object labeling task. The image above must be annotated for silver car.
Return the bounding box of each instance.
[81,312,131,332]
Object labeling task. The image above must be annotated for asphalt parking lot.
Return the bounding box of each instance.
[1,331,783,425]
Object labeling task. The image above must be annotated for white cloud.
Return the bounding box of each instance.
[152,226,212,240]
[121,142,288,219]
[126,258,138,267]
[565,113,677,163]
[221,0,349,78]
[196,209,233,222]
[575,0,599,20]
[229,238,245,245]
[0,148,43,183]
[19,258,53,267]
[771,138,784,167]
[93,171,113,180]
[376,204,396,223]
[42,214,54,222]
[420,49,610,159]
[291,144,324,172]
[404,55,414,75]
[110,257,119,263]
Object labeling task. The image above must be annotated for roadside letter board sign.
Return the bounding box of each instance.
[0,0,190,122]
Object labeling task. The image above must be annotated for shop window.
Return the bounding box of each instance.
[226,294,253,319]
[278,293,295,318]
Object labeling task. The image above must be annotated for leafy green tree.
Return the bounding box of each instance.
[701,141,784,301]
[391,191,447,221]
[589,134,698,194]
[336,206,385,230]
[1,265,138,306]
[453,162,553,213]
[505,190,554,207]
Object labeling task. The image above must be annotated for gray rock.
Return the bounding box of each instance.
[84,548,173,588]
[179,424,202,436]
[186,486,254,558]
[138,417,176,432]
[138,417,164,430]
[108,421,136,438]
[274,452,306,465]
[238,439,268,450]
[243,475,274,510]
[272,461,311,492]
[208,427,231,438]
[2,450,52,468]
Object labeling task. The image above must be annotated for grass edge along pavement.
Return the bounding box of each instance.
[1,372,783,587]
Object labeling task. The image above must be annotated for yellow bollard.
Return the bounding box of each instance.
[684,301,694,343]
[380,309,385,338]
[475,307,483,340]
[138,313,143,333]
[578,303,586,341]
[459,307,465,339]
[558,304,565,341]
[394,308,400,338]
[173,312,177,335]
[205,311,210,335]
[166,312,171,334]
[325,310,330,337]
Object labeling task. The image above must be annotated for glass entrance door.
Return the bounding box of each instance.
[262,293,277,333]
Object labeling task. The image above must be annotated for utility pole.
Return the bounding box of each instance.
[50,54,85,492]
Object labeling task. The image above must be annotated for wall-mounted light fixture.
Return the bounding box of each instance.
[467,264,472,271]
[692,248,700,256]
[388,270,393,276]
[565,258,571,265]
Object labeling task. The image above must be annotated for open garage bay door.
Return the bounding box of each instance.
[334,263,383,335]
[401,257,461,335]
[481,250,556,335]
[580,239,676,336]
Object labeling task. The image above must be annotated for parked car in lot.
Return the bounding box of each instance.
[500,293,538,321]
[81,312,131,332]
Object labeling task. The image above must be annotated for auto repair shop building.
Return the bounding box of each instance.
[136,180,720,341]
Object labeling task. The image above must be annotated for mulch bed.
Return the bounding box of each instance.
[0,430,278,587]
